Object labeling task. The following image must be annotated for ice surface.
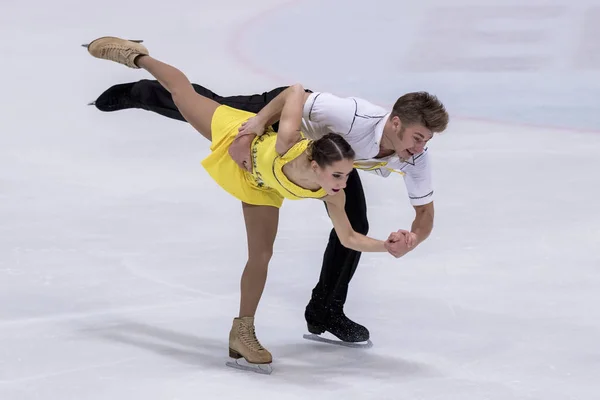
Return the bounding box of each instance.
[1,0,599,399]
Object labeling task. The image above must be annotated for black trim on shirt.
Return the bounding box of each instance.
[308,93,322,121]
[348,99,387,136]
[356,114,387,119]
[348,99,358,135]
[409,191,433,200]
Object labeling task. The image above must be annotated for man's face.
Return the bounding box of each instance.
[394,121,433,161]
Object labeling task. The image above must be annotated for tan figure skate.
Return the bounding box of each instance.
[82,36,149,68]
[225,316,273,374]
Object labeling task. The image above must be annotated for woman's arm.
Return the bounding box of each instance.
[240,85,312,136]
[274,84,308,155]
[324,192,415,257]
[324,192,389,253]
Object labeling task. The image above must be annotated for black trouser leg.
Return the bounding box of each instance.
[128,79,288,129]
[311,169,369,308]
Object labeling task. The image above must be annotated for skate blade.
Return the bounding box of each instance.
[81,39,144,48]
[303,333,373,349]
[225,358,273,375]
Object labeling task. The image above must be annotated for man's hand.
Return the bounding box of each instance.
[238,116,267,137]
[384,229,418,258]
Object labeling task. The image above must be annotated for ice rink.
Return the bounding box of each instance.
[1,0,599,399]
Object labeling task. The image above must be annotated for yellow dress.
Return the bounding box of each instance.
[201,105,327,208]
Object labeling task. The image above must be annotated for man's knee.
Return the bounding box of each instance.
[344,180,369,234]
[354,218,369,235]
[350,212,369,235]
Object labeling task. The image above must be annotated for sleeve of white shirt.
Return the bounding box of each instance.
[402,148,434,206]
[302,92,356,135]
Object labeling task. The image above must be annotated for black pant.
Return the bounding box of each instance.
[128,80,369,312]
[131,79,287,132]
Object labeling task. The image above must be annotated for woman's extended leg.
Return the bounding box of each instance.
[86,37,219,140]
[134,55,218,140]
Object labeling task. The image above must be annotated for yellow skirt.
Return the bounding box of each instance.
[201,105,284,208]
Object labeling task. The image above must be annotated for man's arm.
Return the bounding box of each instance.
[394,147,435,250]
[383,202,433,259]
[411,202,434,246]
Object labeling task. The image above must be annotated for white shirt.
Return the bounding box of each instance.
[301,92,434,206]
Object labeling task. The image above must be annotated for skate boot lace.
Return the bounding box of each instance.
[240,324,265,351]
[98,44,138,64]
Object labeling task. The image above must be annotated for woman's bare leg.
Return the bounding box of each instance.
[134,55,219,140]
[239,202,279,317]
[86,37,220,140]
